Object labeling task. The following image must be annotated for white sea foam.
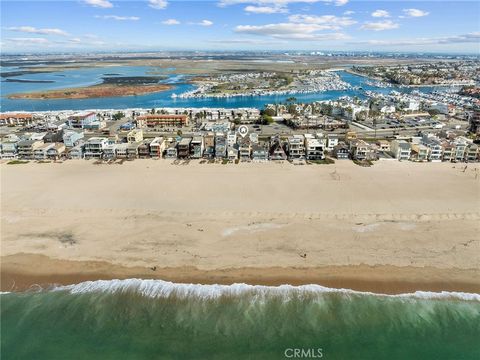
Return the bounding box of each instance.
[52,279,480,302]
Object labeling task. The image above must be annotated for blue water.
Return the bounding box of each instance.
[0,66,433,112]
[1,279,479,360]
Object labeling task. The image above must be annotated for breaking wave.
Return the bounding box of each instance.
[50,278,480,301]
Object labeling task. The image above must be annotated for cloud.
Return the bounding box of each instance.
[5,37,50,45]
[7,26,68,36]
[162,19,180,25]
[95,15,140,21]
[83,0,113,8]
[235,22,349,41]
[190,20,214,26]
[353,32,480,46]
[244,5,288,13]
[149,0,168,10]
[343,10,354,15]
[208,38,287,45]
[371,10,390,18]
[219,1,348,8]
[403,8,429,17]
[288,14,356,28]
[360,20,399,31]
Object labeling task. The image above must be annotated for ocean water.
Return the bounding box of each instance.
[0,66,435,112]
[1,279,479,360]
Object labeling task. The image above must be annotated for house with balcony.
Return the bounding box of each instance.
[226,144,237,160]
[305,134,325,160]
[411,143,429,162]
[115,143,128,158]
[350,139,377,161]
[203,132,215,159]
[137,114,189,128]
[68,112,97,129]
[68,144,84,159]
[287,135,305,160]
[453,137,469,162]
[0,113,34,127]
[390,140,411,161]
[127,142,141,159]
[103,144,117,160]
[83,137,108,159]
[17,139,44,159]
[46,143,66,160]
[34,143,55,160]
[238,139,252,161]
[138,139,152,158]
[466,143,479,162]
[333,143,350,159]
[149,137,165,158]
[252,144,268,162]
[215,133,227,159]
[0,139,18,159]
[190,136,204,159]
[165,141,178,159]
[177,137,192,159]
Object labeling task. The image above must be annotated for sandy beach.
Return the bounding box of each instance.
[1,160,479,293]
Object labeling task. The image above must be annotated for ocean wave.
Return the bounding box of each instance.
[51,278,480,302]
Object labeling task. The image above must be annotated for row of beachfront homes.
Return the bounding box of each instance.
[1,129,479,163]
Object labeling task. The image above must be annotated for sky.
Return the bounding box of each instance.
[1,0,479,53]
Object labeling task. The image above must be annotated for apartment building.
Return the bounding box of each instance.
[137,114,189,128]
[0,113,34,126]
[68,112,97,128]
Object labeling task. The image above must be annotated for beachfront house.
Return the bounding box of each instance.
[190,136,204,159]
[103,144,117,160]
[17,139,44,159]
[227,145,239,160]
[441,142,455,162]
[269,136,287,161]
[333,143,350,159]
[214,133,227,159]
[149,137,165,158]
[83,137,108,159]
[411,143,429,162]
[138,139,153,158]
[390,140,411,161]
[177,138,192,159]
[127,142,141,159]
[287,135,305,160]
[203,133,215,159]
[453,137,469,162]
[305,134,325,160]
[238,139,252,161]
[165,142,178,159]
[63,130,84,148]
[0,139,18,159]
[252,144,268,162]
[68,144,84,159]
[46,143,66,160]
[116,143,128,158]
[350,139,377,161]
[466,143,479,162]
[422,136,443,162]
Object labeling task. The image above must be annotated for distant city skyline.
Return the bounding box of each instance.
[1,0,479,53]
